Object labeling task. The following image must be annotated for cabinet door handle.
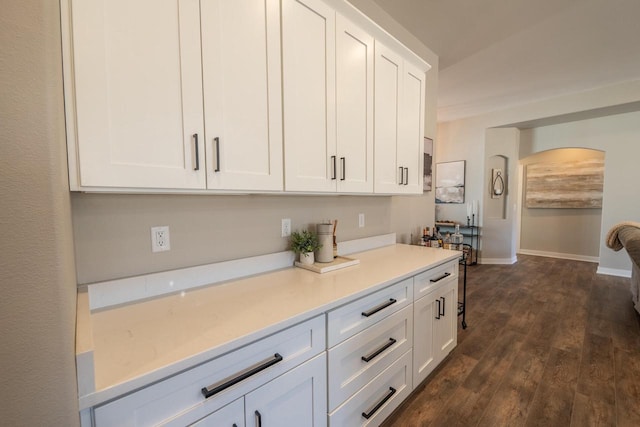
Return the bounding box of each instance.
[254,410,262,427]
[404,167,409,185]
[233,424,238,427]
[214,137,220,172]
[331,155,337,180]
[361,338,397,363]
[398,166,403,185]
[361,298,397,317]
[193,134,200,171]
[340,157,346,181]
[440,296,446,316]
[435,299,441,319]
[430,272,451,283]
[361,387,396,420]
[201,353,283,399]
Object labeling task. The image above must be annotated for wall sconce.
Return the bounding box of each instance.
[491,168,505,198]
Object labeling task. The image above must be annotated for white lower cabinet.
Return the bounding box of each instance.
[413,268,458,387]
[93,316,325,427]
[329,350,413,426]
[191,353,327,427]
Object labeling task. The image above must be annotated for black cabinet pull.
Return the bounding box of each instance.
[361,298,397,317]
[435,299,441,319]
[214,137,220,172]
[404,167,409,185]
[440,296,446,316]
[398,166,403,185]
[331,156,337,180]
[340,157,346,180]
[193,134,200,171]
[430,272,451,283]
[233,424,238,427]
[361,338,397,363]
[362,387,396,419]
[255,410,262,427]
[201,353,283,399]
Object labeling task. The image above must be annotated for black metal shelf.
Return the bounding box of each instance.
[435,222,479,265]
[457,243,471,329]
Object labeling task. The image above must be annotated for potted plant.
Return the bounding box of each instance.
[289,229,322,265]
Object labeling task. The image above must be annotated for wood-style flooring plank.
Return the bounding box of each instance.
[577,333,616,405]
[614,348,640,426]
[570,392,615,427]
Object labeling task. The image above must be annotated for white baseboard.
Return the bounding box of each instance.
[480,256,518,265]
[597,267,632,277]
[517,249,599,263]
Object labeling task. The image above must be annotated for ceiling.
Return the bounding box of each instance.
[371,0,640,122]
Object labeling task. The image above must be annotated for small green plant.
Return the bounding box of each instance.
[289,229,322,254]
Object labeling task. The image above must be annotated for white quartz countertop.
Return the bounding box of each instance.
[78,244,460,409]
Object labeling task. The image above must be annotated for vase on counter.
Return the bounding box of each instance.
[300,252,315,265]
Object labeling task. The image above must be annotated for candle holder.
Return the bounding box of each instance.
[466,216,470,227]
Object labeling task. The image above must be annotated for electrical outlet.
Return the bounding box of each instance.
[281,218,291,237]
[359,213,365,228]
[151,226,171,252]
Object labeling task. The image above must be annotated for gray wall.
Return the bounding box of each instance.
[518,147,604,259]
[0,1,79,425]
[520,113,640,271]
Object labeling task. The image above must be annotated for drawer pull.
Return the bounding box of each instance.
[361,298,397,317]
[361,387,396,420]
[255,410,262,427]
[201,353,283,399]
[214,137,220,172]
[361,338,397,363]
[430,272,451,283]
[193,134,200,171]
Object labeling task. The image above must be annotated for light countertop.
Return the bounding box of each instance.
[78,244,460,409]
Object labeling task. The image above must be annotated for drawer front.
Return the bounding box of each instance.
[94,315,325,427]
[414,260,458,299]
[329,350,412,427]
[328,305,413,411]
[327,278,413,348]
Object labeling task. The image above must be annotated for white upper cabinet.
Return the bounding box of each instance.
[374,42,426,194]
[335,15,375,193]
[201,0,283,191]
[282,0,337,192]
[67,0,205,189]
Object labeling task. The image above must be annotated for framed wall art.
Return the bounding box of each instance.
[435,160,465,204]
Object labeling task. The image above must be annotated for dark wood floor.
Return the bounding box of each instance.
[382,255,640,427]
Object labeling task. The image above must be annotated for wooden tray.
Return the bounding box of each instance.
[295,256,360,273]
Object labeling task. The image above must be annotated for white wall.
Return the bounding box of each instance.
[0,1,79,424]
[437,79,640,271]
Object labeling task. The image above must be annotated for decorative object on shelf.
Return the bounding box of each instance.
[465,200,478,227]
[491,168,505,198]
[423,137,433,192]
[290,230,322,265]
[525,159,604,208]
[435,160,465,204]
[435,221,479,265]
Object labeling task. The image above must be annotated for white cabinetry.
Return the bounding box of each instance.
[413,261,458,386]
[374,42,426,194]
[92,316,325,427]
[282,0,336,192]
[193,354,326,427]
[65,0,205,189]
[200,0,283,191]
[327,279,413,425]
[65,0,283,191]
[335,14,374,193]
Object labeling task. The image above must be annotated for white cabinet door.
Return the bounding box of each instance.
[412,290,437,387]
[189,398,244,427]
[201,0,283,191]
[434,279,458,362]
[335,15,374,193]
[373,42,403,194]
[69,0,205,189]
[246,353,327,427]
[282,0,336,192]
[397,61,425,194]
